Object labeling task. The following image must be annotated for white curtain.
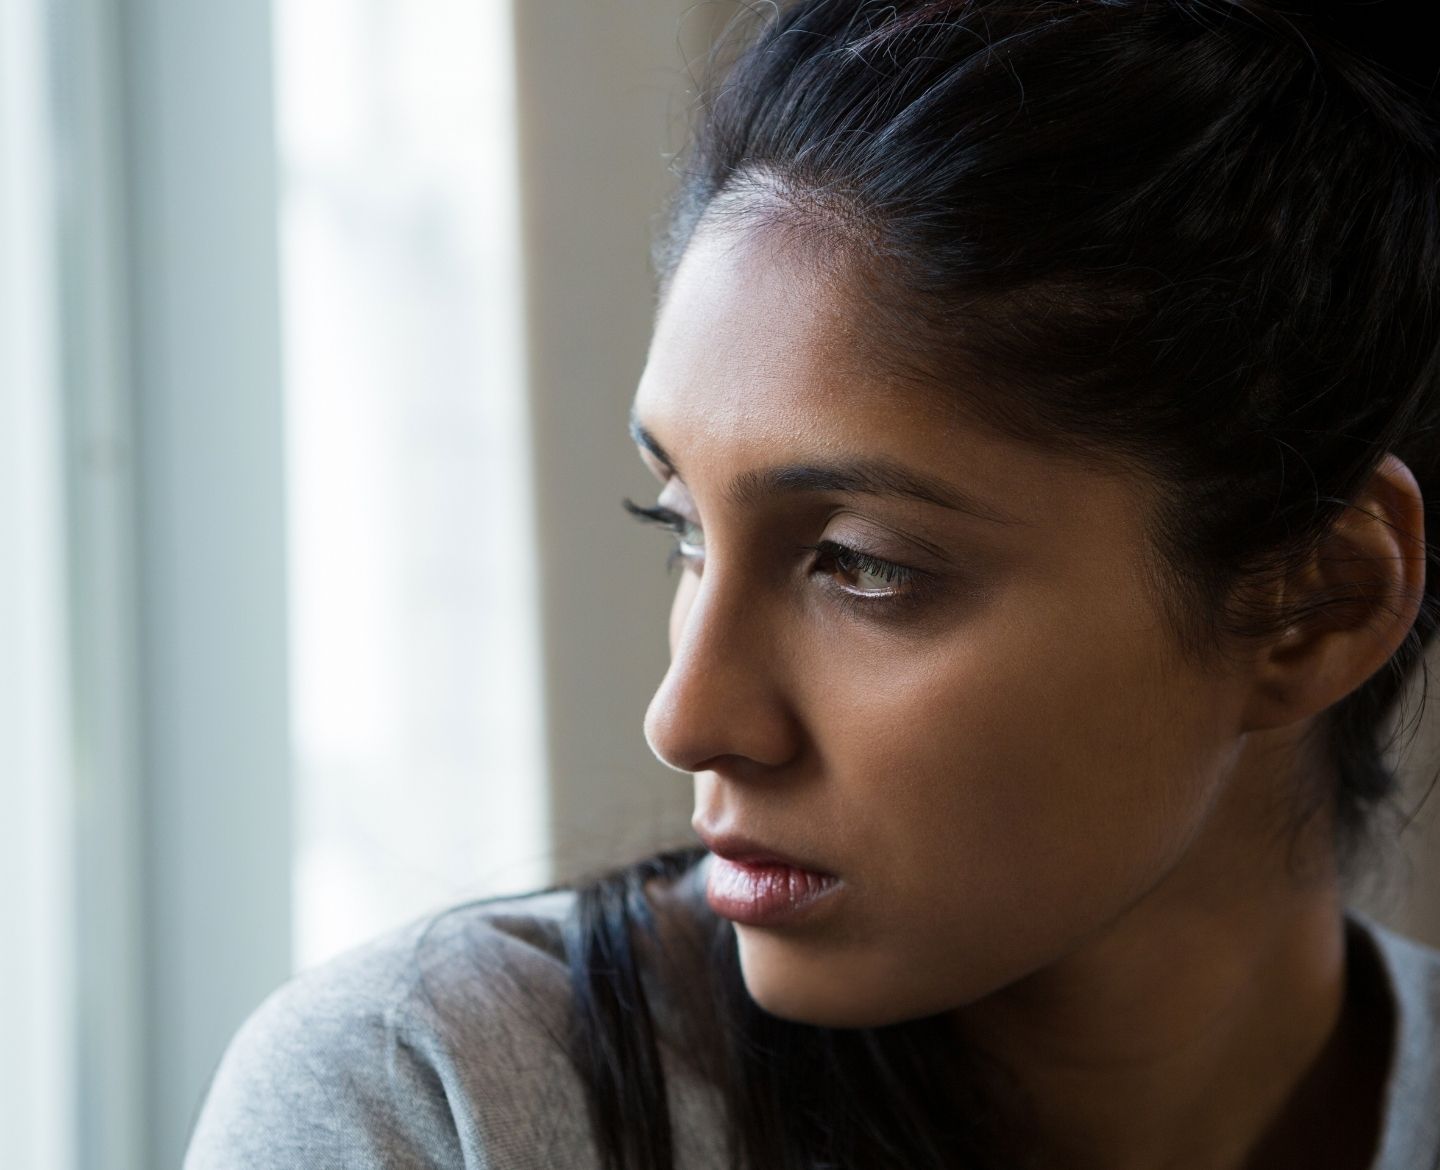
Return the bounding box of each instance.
[1,1,76,1166]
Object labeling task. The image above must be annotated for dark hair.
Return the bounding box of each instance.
[565,3,1440,1167]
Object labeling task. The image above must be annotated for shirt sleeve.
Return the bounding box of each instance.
[182,957,467,1170]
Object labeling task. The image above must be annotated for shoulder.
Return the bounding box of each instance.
[1348,914,1440,1170]
[184,888,599,1170]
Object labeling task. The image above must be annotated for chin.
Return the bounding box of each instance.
[733,926,949,1029]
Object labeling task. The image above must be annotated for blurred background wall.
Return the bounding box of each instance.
[2,1,1437,1168]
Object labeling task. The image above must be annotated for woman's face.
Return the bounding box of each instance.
[631,223,1261,1028]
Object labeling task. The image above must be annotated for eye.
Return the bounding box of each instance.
[622,498,704,572]
[807,540,917,596]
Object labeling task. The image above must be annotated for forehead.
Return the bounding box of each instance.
[632,224,1108,522]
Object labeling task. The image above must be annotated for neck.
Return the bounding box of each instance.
[950,743,1385,1170]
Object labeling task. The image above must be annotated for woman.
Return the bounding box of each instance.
[186,2,1440,1168]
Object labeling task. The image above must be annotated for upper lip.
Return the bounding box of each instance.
[693,825,836,876]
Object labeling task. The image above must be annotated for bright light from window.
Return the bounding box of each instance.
[275,0,546,970]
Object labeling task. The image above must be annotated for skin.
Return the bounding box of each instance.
[630,220,1426,1170]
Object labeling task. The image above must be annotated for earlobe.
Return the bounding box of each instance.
[1240,454,1428,733]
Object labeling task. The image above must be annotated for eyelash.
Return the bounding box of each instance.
[804,540,916,590]
[621,497,932,612]
[622,500,698,573]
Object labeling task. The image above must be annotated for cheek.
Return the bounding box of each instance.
[746,591,1235,1022]
[854,612,1222,888]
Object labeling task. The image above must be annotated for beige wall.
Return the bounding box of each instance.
[514,1,731,882]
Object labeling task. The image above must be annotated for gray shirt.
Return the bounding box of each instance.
[184,884,1440,1169]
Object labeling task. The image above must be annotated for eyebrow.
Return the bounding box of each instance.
[629,412,1023,526]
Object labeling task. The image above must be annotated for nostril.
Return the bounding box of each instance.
[644,671,803,776]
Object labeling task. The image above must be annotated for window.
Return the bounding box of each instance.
[276,0,546,970]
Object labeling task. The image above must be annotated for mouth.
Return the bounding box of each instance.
[693,827,837,877]
[694,827,843,926]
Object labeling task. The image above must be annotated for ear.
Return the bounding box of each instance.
[1241,454,1428,733]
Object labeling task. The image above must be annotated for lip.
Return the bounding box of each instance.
[694,827,843,927]
[693,827,836,876]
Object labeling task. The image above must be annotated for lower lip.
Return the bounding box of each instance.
[705,856,842,926]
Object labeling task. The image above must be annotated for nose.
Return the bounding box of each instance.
[643,566,802,776]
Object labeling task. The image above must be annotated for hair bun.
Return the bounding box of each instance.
[1305,1,1439,110]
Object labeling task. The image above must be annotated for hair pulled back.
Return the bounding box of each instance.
[567,4,1440,1168]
